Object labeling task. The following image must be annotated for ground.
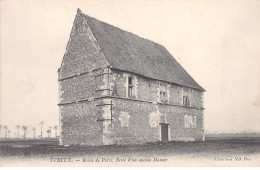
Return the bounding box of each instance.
[0,138,259,166]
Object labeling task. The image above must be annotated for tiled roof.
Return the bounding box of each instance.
[79,9,205,91]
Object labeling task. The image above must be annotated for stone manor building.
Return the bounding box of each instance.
[58,9,205,145]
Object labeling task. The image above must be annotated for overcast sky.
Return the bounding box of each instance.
[1,0,260,138]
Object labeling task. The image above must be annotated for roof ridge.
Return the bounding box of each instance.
[76,8,205,91]
[77,8,165,49]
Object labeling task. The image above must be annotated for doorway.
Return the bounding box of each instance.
[159,123,169,143]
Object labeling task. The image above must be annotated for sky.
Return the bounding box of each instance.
[1,0,260,138]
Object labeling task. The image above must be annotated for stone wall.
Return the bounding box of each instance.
[60,99,103,146]
[110,69,204,109]
[58,12,204,145]
[59,73,96,103]
[59,96,204,145]
[59,67,204,145]
[57,11,113,145]
[111,98,204,144]
[111,98,158,145]
[158,104,204,141]
[58,11,108,80]
[59,67,114,145]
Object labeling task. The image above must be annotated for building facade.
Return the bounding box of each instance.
[58,9,205,146]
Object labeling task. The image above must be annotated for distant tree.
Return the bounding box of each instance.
[16,125,21,138]
[49,127,52,138]
[47,130,51,138]
[22,126,27,139]
[32,127,36,139]
[4,125,8,139]
[13,132,17,138]
[8,130,11,138]
[0,125,2,138]
[40,121,44,138]
[54,125,58,138]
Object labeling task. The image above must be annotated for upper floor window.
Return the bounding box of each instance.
[160,92,167,103]
[183,95,190,106]
[125,75,137,98]
[128,77,133,98]
[159,84,168,103]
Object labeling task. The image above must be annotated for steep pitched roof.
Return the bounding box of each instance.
[79,9,205,91]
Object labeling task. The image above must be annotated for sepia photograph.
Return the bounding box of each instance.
[0,0,260,167]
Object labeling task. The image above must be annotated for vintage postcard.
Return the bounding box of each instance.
[0,0,260,167]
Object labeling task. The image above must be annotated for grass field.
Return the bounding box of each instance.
[0,137,259,160]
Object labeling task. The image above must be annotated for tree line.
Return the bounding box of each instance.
[0,121,58,139]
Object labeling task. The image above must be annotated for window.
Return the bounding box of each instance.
[184,115,197,128]
[126,75,137,98]
[160,92,167,103]
[159,85,168,103]
[128,77,133,98]
[183,96,190,106]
